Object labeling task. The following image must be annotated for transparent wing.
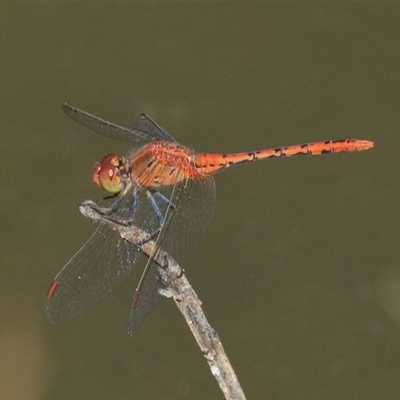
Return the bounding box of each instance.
[126,263,161,335]
[157,176,217,264]
[125,176,216,333]
[137,113,179,143]
[46,175,216,330]
[106,175,217,265]
[62,103,178,144]
[45,223,141,324]
[93,174,216,333]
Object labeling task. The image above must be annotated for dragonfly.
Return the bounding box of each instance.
[46,103,374,334]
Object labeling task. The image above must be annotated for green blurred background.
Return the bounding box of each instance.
[1,4,399,399]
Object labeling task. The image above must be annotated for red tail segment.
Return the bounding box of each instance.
[193,139,374,175]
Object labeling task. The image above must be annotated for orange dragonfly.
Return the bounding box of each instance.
[46,103,373,334]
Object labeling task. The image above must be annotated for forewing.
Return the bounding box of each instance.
[62,103,157,143]
[45,222,141,324]
[126,263,162,335]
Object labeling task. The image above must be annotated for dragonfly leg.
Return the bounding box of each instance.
[152,190,177,212]
[128,189,139,220]
[145,189,177,225]
[146,190,165,226]
[132,190,177,248]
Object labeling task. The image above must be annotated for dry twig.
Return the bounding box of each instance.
[80,200,246,400]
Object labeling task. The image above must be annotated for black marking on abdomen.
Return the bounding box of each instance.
[248,152,256,161]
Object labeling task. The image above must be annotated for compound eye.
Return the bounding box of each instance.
[92,154,124,194]
[92,163,101,187]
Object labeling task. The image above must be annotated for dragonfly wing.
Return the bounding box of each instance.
[111,175,217,265]
[126,262,162,335]
[123,176,216,334]
[62,103,156,143]
[48,174,216,330]
[45,222,141,324]
[158,175,217,264]
[137,113,180,144]
[101,176,216,332]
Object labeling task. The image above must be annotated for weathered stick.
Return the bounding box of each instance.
[80,200,246,400]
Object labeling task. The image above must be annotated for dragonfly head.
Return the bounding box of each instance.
[92,154,125,194]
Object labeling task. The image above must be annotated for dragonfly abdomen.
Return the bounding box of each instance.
[192,139,374,175]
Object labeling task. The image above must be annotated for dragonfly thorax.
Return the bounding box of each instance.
[128,141,202,188]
